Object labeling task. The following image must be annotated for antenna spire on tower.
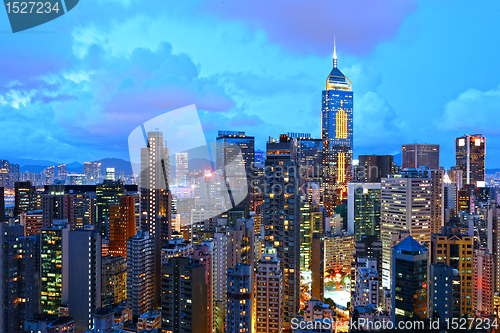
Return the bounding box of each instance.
[333,33,337,68]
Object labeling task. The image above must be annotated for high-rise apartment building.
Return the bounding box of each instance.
[391,236,428,321]
[175,152,189,186]
[140,130,171,245]
[21,210,44,236]
[402,144,440,169]
[162,257,208,333]
[352,257,379,307]
[84,162,102,184]
[381,171,431,288]
[431,231,474,317]
[322,42,353,215]
[455,134,485,186]
[347,183,381,240]
[109,196,136,258]
[1,225,39,333]
[68,230,102,333]
[101,255,127,306]
[358,155,394,183]
[256,247,283,333]
[57,164,67,181]
[429,262,453,321]
[324,232,355,275]
[473,248,494,318]
[40,221,69,315]
[127,230,155,317]
[226,263,253,333]
[311,233,324,301]
[263,134,300,329]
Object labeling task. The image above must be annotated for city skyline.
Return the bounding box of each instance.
[0,1,499,168]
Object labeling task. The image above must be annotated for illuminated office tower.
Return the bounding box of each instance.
[72,191,96,230]
[140,130,170,242]
[380,171,431,289]
[289,132,322,184]
[358,155,394,183]
[42,194,74,229]
[14,181,36,216]
[57,164,67,182]
[347,183,381,240]
[255,247,283,333]
[40,221,69,315]
[263,134,300,329]
[161,257,208,333]
[1,225,39,333]
[101,255,127,306]
[175,152,189,185]
[300,198,313,271]
[473,248,494,318]
[226,263,253,333]
[127,230,155,317]
[431,231,474,317]
[321,40,353,215]
[109,196,136,258]
[96,180,125,237]
[68,229,101,333]
[105,168,116,181]
[216,130,255,215]
[455,134,485,186]
[402,144,440,169]
[391,236,428,321]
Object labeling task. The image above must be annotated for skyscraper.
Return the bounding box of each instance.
[96,180,125,237]
[402,144,440,169]
[57,164,67,182]
[109,196,136,258]
[40,221,69,315]
[358,155,394,183]
[127,230,155,317]
[263,134,300,329]
[391,236,428,321]
[68,230,102,333]
[455,134,485,186]
[380,171,431,289]
[140,130,171,244]
[216,130,255,215]
[175,152,189,186]
[226,263,253,333]
[255,247,283,333]
[42,194,74,228]
[321,40,353,215]
[431,231,474,317]
[101,255,127,306]
[473,248,494,318]
[347,182,381,240]
[14,181,36,216]
[162,257,208,333]
[429,262,453,321]
[1,225,39,333]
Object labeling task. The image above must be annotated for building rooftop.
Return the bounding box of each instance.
[393,235,427,255]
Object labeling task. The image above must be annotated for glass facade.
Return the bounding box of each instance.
[322,59,353,215]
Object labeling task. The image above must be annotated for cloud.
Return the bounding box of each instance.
[440,85,500,136]
[200,0,417,56]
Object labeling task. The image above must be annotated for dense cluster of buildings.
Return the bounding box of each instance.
[1,45,500,333]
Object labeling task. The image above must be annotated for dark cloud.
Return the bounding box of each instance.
[200,0,417,56]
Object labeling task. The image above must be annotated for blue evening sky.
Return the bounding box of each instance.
[0,0,499,168]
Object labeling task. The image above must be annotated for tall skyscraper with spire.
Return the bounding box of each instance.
[322,38,353,215]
